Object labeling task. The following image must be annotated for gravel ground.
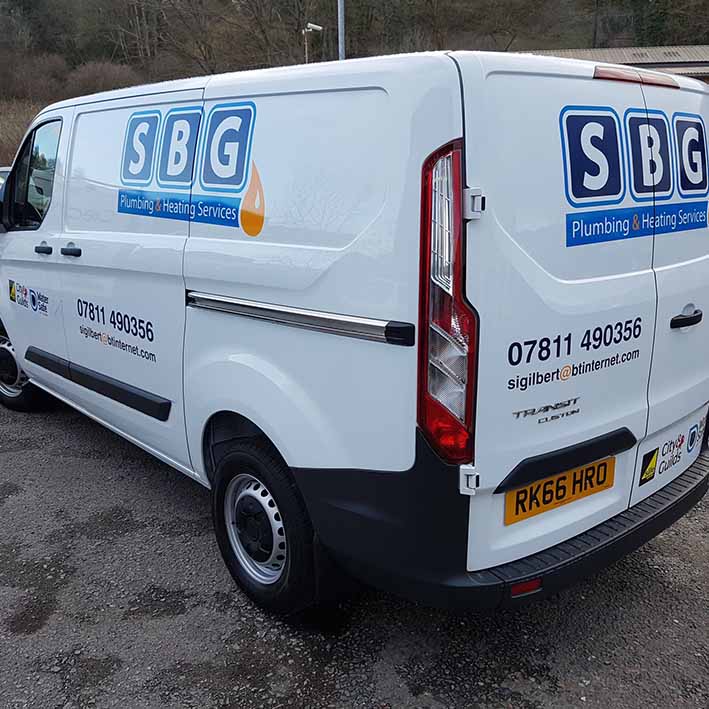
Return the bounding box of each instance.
[0,400,707,709]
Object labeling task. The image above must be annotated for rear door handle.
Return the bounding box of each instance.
[34,243,52,255]
[670,309,703,329]
[60,244,82,257]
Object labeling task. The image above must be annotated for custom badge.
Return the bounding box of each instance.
[9,280,15,303]
[639,448,658,486]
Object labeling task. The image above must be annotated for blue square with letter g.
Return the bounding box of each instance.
[200,103,255,193]
[675,116,708,196]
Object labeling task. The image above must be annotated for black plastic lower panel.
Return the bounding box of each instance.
[294,435,709,610]
[293,432,475,602]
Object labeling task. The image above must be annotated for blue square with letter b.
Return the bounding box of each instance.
[157,108,202,189]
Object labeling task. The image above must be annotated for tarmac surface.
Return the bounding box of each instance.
[0,400,707,708]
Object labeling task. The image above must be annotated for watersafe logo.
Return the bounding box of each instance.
[29,288,49,316]
[117,101,265,237]
[560,105,708,247]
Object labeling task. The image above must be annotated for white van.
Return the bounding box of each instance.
[1,52,708,613]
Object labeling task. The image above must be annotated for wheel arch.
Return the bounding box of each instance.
[202,410,283,486]
[185,352,346,485]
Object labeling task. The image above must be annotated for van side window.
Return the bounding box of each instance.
[10,120,61,230]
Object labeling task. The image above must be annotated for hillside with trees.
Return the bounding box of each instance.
[1,0,707,162]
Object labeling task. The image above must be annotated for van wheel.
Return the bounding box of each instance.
[211,438,318,614]
[0,334,45,412]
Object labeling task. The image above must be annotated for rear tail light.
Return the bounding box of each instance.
[418,140,478,464]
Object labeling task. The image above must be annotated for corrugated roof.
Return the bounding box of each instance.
[528,45,709,66]
[659,66,709,77]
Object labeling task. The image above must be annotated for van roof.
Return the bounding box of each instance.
[38,75,210,115]
[37,50,707,117]
[36,51,451,115]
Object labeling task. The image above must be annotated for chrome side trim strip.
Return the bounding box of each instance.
[186,291,415,346]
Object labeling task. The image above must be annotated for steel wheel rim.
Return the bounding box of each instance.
[0,335,28,399]
[225,473,287,585]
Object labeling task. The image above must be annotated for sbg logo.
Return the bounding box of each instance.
[561,107,709,206]
[120,101,255,194]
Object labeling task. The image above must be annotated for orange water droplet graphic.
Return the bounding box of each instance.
[241,163,265,237]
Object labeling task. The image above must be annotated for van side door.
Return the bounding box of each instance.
[0,110,72,393]
[57,92,203,473]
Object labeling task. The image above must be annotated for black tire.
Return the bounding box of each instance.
[0,381,47,412]
[211,437,320,614]
[0,329,48,412]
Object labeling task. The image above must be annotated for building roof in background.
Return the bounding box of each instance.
[528,45,709,76]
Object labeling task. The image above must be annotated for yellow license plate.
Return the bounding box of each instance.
[504,457,616,525]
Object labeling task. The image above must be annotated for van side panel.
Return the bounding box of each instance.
[183,55,463,473]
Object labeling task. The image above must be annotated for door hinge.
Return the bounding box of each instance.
[463,187,485,220]
[459,464,480,496]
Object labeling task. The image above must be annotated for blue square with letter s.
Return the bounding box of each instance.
[200,102,256,194]
[121,111,160,186]
[560,107,625,207]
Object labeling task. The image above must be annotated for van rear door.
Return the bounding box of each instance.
[629,79,709,505]
[450,52,657,570]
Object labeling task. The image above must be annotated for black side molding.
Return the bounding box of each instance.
[494,427,637,494]
[69,362,171,421]
[384,321,416,347]
[26,346,71,379]
[25,347,171,422]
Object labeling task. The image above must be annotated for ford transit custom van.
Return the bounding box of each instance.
[0,52,707,613]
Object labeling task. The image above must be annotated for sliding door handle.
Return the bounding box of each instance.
[60,244,82,257]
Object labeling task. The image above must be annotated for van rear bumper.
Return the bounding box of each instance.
[293,433,709,609]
